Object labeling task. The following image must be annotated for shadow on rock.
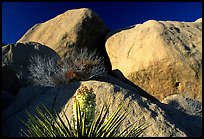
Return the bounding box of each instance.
[2,82,81,137]
[111,69,159,102]
[158,102,202,137]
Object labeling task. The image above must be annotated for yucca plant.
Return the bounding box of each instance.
[72,85,96,129]
[20,86,148,137]
[20,103,147,137]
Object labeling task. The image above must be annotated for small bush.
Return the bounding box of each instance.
[28,55,62,86]
[28,48,106,86]
[184,97,202,117]
[61,48,106,81]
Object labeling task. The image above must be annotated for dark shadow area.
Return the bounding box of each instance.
[2,82,81,137]
[50,82,81,114]
[158,102,202,137]
[2,66,21,95]
[2,42,7,47]
[95,32,112,74]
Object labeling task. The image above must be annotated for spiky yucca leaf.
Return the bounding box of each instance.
[20,103,148,137]
[73,85,96,129]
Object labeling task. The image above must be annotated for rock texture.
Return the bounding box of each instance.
[195,18,202,22]
[162,94,202,117]
[2,80,201,137]
[2,42,60,86]
[105,18,202,101]
[17,8,109,60]
[2,7,202,137]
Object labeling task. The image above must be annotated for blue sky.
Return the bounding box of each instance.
[2,2,202,44]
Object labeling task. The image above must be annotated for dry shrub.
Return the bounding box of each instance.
[28,55,61,86]
[28,48,106,86]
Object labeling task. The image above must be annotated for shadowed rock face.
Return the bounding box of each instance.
[17,8,110,61]
[2,80,201,137]
[105,18,202,101]
[2,66,20,95]
[2,42,60,86]
[162,94,202,117]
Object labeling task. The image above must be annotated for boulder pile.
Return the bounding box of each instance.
[2,8,202,137]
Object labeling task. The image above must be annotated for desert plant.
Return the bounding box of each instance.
[28,55,62,86]
[28,48,106,86]
[61,48,106,81]
[20,103,147,137]
[72,85,96,128]
[20,86,148,137]
[184,97,202,117]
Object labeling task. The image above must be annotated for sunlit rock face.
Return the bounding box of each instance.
[105,18,202,101]
[18,8,109,60]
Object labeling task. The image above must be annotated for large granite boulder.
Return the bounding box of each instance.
[17,8,110,61]
[2,42,60,86]
[105,18,202,101]
[2,80,201,137]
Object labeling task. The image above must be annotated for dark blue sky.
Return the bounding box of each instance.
[2,2,202,44]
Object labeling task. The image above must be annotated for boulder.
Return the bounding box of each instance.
[96,74,159,102]
[2,80,201,137]
[195,18,202,22]
[2,42,60,86]
[105,19,202,101]
[17,8,110,61]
